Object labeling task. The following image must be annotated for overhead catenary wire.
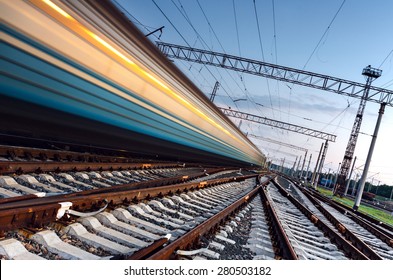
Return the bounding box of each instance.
[253,0,275,118]
[193,0,266,114]
[169,0,252,106]
[112,0,161,39]
[169,0,247,109]
[152,0,243,110]
[303,0,346,70]
[232,0,248,94]
[378,49,393,69]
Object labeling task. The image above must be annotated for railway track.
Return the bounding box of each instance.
[1,167,391,260]
[0,167,206,198]
[276,176,393,260]
[0,176,262,259]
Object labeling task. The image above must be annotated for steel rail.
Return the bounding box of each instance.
[299,188,385,259]
[259,183,298,259]
[280,173,393,234]
[302,187,393,244]
[146,179,270,260]
[0,167,233,205]
[125,235,171,260]
[271,180,369,259]
[0,145,141,163]
[0,161,190,175]
[0,174,258,232]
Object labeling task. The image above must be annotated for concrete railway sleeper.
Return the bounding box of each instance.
[0,175,264,259]
[279,176,393,258]
[268,179,368,259]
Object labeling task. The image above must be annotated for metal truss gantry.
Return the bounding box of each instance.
[248,134,309,178]
[157,42,391,200]
[219,107,336,142]
[157,42,393,106]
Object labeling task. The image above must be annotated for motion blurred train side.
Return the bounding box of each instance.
[0,0,265,166]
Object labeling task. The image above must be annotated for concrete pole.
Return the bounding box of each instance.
[344,156,356,196]
[296,156,302,177]
[306,154,312,181]
[324,168,331,187]
[300,150,308,179]
[313,140,329,190]
[280,158,285,173]
[353,103,386,211]
[311,142,324,187]
[351,173,360,196]
[333,162,341,189]
[369,178,375,192]
[291,156,298,177]
[375,180,380,196]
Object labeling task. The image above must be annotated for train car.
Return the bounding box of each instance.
[0,0,265,166]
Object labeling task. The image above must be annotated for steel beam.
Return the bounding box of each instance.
[219,107,336,142]
[157,42,393,106]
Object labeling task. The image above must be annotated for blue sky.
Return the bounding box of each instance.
[116,0,393,185]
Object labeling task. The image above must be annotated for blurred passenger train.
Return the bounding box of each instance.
[0,0,265,166]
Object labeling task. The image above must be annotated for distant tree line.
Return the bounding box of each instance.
[364,182,393,200]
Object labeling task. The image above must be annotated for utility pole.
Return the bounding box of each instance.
[343,156,356,196]
[353,103,386,211]
[324,168,331,187]
[313,140,329,190]
[281,158,286,173]
[296,156,302,178]
[351,173,360,196]
[306,154,312,182]
[311,142,324,187]
[292,156,298,177]
[333,162,341,189]
[300,150,308,179]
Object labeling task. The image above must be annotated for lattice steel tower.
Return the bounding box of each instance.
[335,66,382,195]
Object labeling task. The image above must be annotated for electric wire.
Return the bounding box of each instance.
[270,0,283,136]
[152,0,232,106]
[171,0,253,107]
[253,0,275,118]
[194,0,265,113]
[303,0,346,70]
[171,0,244,106]
[232,0,248,93]
[112,0,161,40]
[378,49,393,69]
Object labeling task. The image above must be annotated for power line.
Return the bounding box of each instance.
[151,0,190,46]
[270,0,283,124]
[153,0,243,109]
[378,49,393,69]
[253,0,265,61]
[232,0,242,57]
[196,0,226,52]
[174,0,245,100]
[271,0,278,65]
[232,0,248,94]
[303,0,346,70]
[112,0,161,39]
[253,0,275,118]
[194,0,265,115]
